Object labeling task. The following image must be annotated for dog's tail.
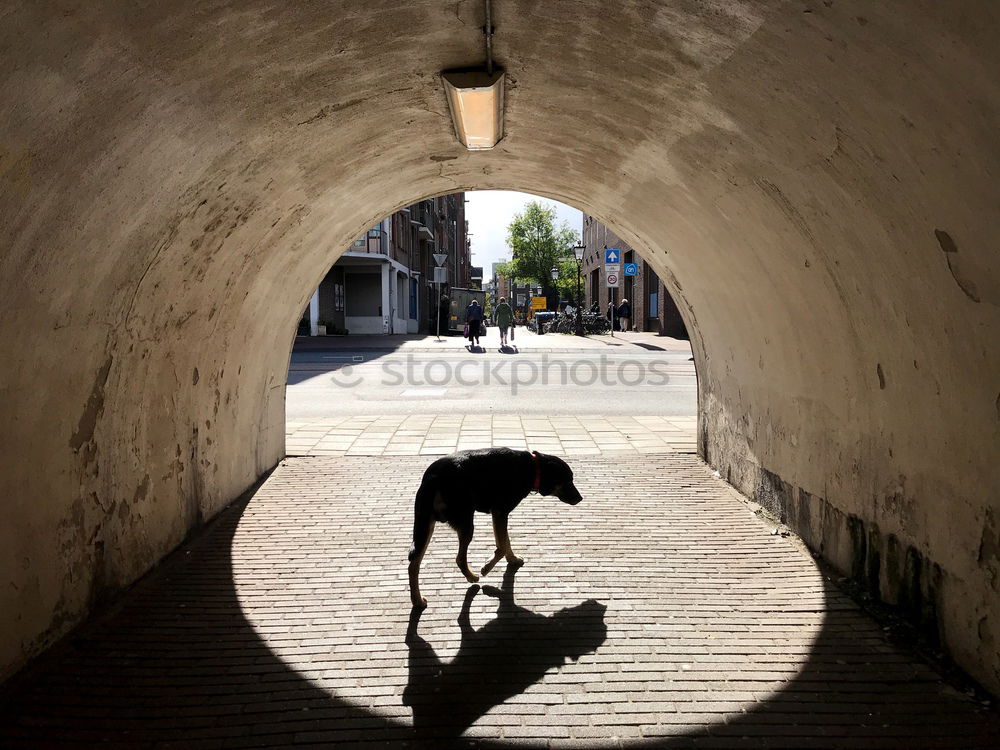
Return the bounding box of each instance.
[408,479,436,562]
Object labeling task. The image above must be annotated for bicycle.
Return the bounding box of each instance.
[583,313,610,334]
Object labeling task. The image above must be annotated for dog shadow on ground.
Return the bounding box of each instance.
[403,566,607,737]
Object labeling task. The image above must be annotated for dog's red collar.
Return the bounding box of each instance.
[531,451,541,491]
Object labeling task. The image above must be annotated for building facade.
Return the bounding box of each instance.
[581,215,687,337]
[491,262,511,302]
[303,193,470,335]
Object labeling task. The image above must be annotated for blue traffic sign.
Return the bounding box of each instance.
[624,262,638,276]
[604,248,620,264]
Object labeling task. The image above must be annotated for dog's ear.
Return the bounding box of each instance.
[535,453,555,492]
[540,454,573,481]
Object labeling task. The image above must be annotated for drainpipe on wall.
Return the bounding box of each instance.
[382,261,392,335]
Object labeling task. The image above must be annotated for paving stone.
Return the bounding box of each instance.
[1,455,997,748]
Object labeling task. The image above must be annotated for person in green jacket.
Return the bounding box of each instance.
[493,297,514,348]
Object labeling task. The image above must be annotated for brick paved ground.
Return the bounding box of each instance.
[286,415,697,457]
[2,455,997,748]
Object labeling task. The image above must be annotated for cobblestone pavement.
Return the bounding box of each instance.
[287,415,697,456]
[2,456,997,748]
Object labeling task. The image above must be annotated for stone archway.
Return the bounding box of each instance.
[1,0,998,693]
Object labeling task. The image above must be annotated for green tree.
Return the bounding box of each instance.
[505,201,580,307]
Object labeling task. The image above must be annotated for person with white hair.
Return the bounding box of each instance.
[617,298,632,332]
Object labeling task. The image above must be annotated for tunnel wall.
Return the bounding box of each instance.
[1,1,998,693]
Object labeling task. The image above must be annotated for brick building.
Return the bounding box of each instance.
[581,215,687,337]
[303,194,469,335]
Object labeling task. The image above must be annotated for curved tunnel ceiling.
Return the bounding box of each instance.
[1,1,998,692]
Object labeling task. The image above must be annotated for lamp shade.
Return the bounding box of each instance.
[442,69,505,150]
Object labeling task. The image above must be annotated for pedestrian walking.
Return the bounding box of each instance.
[493,297,514,348]
[617,298,632,332]
[466,299,484,350]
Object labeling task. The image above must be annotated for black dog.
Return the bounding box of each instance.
[408,448,582,608]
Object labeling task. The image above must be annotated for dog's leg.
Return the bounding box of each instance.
[480,547,503,577]
[480,512,506,576]
[482,511,523,576]
[455,520,480,583]
[408,517,435,608]
[496,512,525,566]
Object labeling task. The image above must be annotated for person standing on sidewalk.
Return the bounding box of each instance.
[493,297,513,348]
[617,298,632,332]
[466,299,484,350]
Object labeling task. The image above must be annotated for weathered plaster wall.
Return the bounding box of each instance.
[1,1,998,692]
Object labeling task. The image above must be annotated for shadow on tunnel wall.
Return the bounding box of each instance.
[1,488,997,749]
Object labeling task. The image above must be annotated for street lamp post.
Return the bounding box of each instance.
[572,244,585,336]
[550,265,559,316]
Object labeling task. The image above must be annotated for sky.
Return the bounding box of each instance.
[465,191,583,275]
